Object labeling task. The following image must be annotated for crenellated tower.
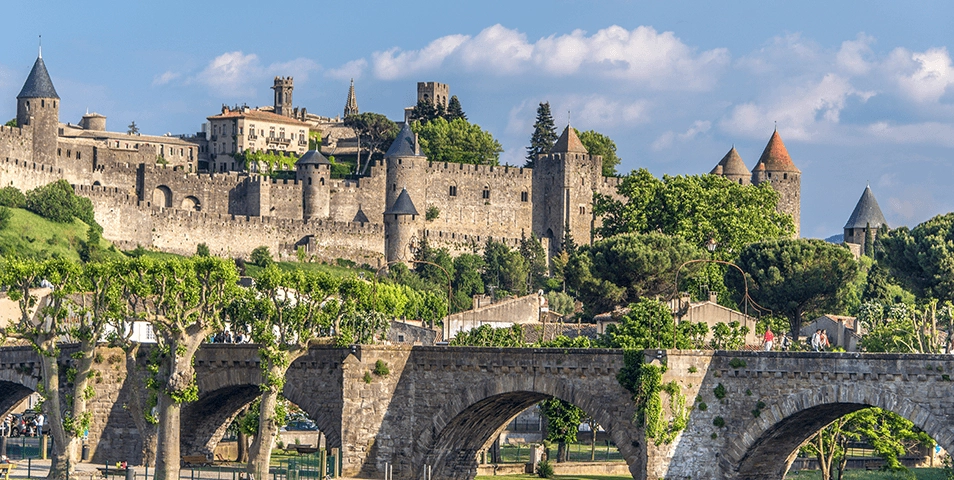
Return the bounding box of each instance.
[531,125,603,256]
[17,49,59,166]
[751,129,801,237]
[272,76,294,117]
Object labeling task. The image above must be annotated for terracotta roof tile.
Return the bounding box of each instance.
[753,130,800,173]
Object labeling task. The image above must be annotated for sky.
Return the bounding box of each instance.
[1,1,953,239]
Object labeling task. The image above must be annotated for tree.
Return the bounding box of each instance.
[450,324,525,346]
[0,258,124,479]
[879,212,954,301]
[229,265,353,480]
[127,121,139,135]
[343,113,399,175]
[564,233,701,315]
[597,298,707,350]
[864,223,875,257]
[593,169,794,255]
[451,253,485,311]
[4,119,16,128]
[412,117,502,165]
[730,239,858,341]
[525,102,557,168]
[407,100,442,124]
[445,96,466,121]
[250,246,273,267]
[124,256,239,480]
[25,180,99,227]
[482,239,529,297]
[539,398,584,462]
[196,243,210,257]
[519,233,548,293]
[575,129,620,177]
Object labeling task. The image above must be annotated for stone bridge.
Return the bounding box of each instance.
[0,345,952,480]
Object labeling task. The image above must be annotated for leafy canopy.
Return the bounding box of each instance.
[878,212,954,301]
[412,117,502,165]
[730,239,858,340]
[575,129,620,177]
[594,169,794,256]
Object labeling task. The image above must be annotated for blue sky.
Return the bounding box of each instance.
[1,1,953,239]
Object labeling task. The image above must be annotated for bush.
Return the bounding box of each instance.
[0,207,10,230]
[426,205,440,221]
[535,459,554,478]
[373,360,390,377]
[24,180,99,230]
[196,243,210,257]
[250,246,273,267]
[0,187,25,208]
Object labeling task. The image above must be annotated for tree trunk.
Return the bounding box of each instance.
[236,430,249,464]
[557,441,567,463]
[154,391,181,480]
[247,385,281,480]
[590,422,597,461]
[125,346,158,466]
[41,352,72,480]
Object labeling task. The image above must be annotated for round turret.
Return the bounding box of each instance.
[710,147,750,185]
[296,150,331,220]
[16,53,60,165]
[80,113,106,131]
[751,130,801,236]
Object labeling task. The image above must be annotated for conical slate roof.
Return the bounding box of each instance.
[753,130,799,173]
[18,56,59,99]
[296,150,330,166]
[550,125,588,154]
[385,188,419,216]
[710,147,749,176]
[352,206,370,223]
[844,186,888,230]
[385,123,420,157]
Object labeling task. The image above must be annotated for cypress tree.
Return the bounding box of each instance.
[445,95,466,121]
[864,222,874,257]
[525,102,557,168]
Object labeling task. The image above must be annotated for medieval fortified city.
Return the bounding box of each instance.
[0,4,953,480]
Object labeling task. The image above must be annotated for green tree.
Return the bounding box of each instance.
[525,102,557,168]
[250,246,273,267]
[229,265,352,479]
[593,169,794,256]
[0,258,125,479]
[127,121,139,135]
[565,233,701,315]
[0,207,10,230]
[482,239,529,297]
[864,223,875,257]
[123,256,239,480]
[25,180,99,228]
[4,119,17,128]
[730,239,858,341]
[344,113,399,174]
[450,324,525,346]
[879,212,954,301]
[451,253,485,311]
[539,398,584,462]
[196,243,210,257]
[519,233,548,293]
[598,298,707,350]
[445,95,466,121]
[407,100,442,124]
[575,129,620,177]
[412,117,503,165]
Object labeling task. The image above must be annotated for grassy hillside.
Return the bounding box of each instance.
[0,208,120,262]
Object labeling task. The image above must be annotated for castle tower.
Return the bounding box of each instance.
[417,82,449,110]
[844,185,888,256]
[344,79,359,117]
[17,50,60,166]
[272,77,294,117]
[384,123,426,265]
[384,188,421,265]
[710,146,751,185]
[751,129,801,237]
[295,149,331,220]
[532,125,603,256]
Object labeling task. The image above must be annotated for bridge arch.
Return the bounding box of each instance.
[152,185,172,208]
[728,384,954,479]
[418,373,639,480]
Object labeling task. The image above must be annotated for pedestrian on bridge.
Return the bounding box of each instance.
[763,328,774,351]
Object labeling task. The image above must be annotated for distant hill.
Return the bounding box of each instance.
[0,208,120,262]
[824,234,844,243]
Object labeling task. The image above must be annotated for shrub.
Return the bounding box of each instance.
[0,187,25,208]
[426,205,440,221]
[373,360,390,377]
[714,383,726,400]
[713,416,725,428]
[24,180,99,229]
[0,207,10,230]
[535,459,554,478]
[250,246,273,267]
[196,243,210,257]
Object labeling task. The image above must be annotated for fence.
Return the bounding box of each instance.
[84,451,340,480]
[491,440,622,464]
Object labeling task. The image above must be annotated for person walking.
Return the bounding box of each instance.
[763,328,775,351]
[811,329,822,352]
[820,330,831,351]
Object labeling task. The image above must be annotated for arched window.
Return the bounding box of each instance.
[448,185,457,197]
[482,187,490,199]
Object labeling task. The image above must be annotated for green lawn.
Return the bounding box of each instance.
[0,208,120,261]
[786,468,949,479]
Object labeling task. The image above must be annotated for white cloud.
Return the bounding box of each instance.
[892,47,954,103]
[720,74,874,140]
[326,59,367,81]
[361,24,728,89]
[371,34,468,80]
[190,52,319,97]
[836,33,876,75]
[152,71,180,86]
[556,95,650,129]
[652,120,711,151]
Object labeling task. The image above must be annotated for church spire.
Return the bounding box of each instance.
[344,79,358,117]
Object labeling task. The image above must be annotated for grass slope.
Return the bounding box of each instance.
[0,208,118,262]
